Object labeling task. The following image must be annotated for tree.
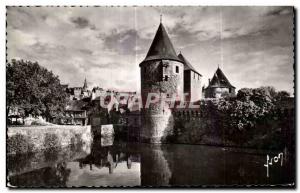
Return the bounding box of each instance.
[237,88,253,101]
[275,91,290,101]
[6,59,68,122]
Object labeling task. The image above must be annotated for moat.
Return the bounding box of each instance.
[7,137,294,187]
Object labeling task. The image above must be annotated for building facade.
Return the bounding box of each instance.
[67,78,91,100]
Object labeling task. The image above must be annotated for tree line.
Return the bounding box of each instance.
[6,59,68,123]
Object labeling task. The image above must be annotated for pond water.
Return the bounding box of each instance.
[7,138,294,187]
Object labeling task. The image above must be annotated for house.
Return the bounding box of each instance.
[203,67,236,98]
[63,100,88,125]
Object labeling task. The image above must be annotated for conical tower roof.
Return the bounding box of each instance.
[178,52,202,76]
[141,23,182,64]
[208,67,235,88]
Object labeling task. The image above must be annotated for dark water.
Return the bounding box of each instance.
[7,139,294,187]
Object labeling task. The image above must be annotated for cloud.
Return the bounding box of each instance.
[70,16,95,29]
[263,7,293,16]
[6,6,294,95]
[100,28,149,55]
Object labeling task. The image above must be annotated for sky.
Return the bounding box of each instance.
[7,6,294,95]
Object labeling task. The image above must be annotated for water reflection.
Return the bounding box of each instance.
[140,145,172,186]
[9,162,71,187]
[7,138,294,187]
[76,140,139,175]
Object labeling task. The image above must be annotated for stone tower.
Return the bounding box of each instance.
[139,21,184,143]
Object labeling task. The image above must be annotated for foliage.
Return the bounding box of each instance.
[31,120,46,126]
[175,118,207,144]
[70,133,83,150]
[7,133,34,154]
[210,86,292,145]
[275,90,290,101]
[6,59,68,122]
[44,133,60,150]
[175,86,293,149]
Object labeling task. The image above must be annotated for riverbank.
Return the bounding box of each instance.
[7,125,92,155]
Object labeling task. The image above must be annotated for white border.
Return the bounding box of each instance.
[1,0,298,192]
[2,0,298,6]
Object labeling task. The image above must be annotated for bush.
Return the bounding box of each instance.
[44,133,60,150]
[200,86,291,147]
[174,86,292,148]
[7,133,34,154]
[31,120,45,126]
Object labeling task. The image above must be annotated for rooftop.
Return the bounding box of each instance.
[208,67,235,88]
[141,23,182,64]
[178,52,202,76]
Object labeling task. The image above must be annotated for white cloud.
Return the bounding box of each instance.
[6,6,294,94]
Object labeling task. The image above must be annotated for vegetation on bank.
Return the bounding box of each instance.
[175,86,294,150]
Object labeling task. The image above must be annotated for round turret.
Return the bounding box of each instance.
[139,22,184,143]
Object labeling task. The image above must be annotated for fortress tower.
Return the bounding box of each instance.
[203,67,236,98]
[139,21,184,143]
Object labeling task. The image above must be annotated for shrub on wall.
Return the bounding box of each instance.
[206,86,291,148]
[7,133,34,154]
[44,133,60,150]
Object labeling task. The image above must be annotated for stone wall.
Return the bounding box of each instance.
[184,70,202,102]
[173,107,294,150]
[141,111,174,143]
[7,125,92,154]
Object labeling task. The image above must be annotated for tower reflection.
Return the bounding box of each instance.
[140,144,172,186]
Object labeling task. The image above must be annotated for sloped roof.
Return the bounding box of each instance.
[208,67,235,88]
[178,53,202,76]
[141,23,182,64]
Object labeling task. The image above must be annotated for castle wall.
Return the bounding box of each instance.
[140,60,184,143]
[184,71,202,102]
[190,71,202,102]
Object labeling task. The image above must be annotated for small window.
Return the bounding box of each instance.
[176,66,179,73]
[164,75,169,81]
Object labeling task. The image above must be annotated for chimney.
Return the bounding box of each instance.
[208,78,211,84]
